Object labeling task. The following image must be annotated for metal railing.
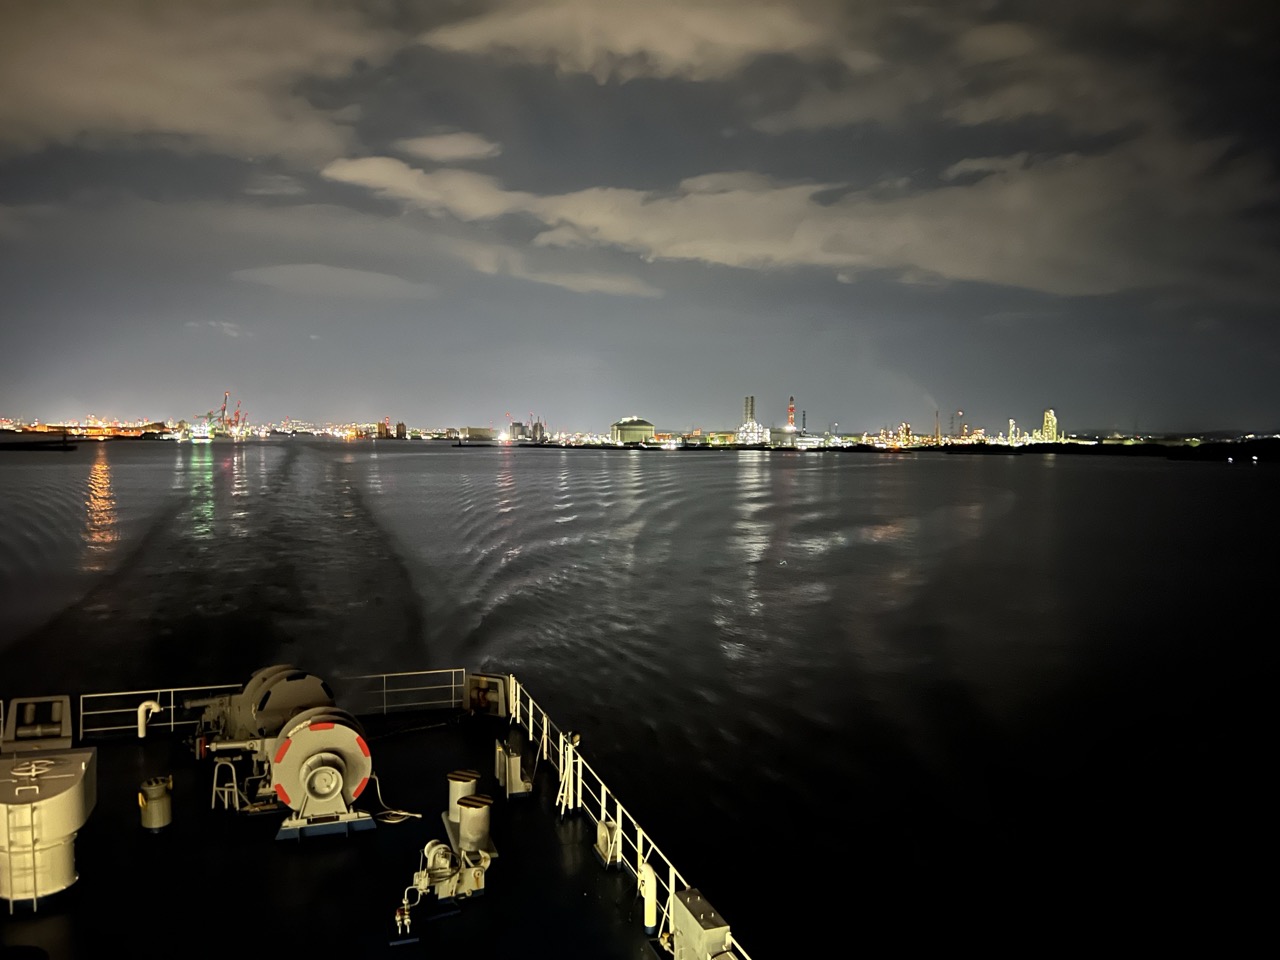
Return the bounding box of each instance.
[507,675,754,960]
[333,668,466,715]
[69,667,750,957]
[79,682,241,739]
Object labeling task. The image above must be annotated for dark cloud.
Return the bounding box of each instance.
[0,0,1276,433]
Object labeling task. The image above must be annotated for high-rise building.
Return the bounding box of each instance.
[743,396,755,423]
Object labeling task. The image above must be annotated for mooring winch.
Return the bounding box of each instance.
[187,665,374,838]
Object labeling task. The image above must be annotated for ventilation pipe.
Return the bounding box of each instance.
[137,700,163,738]
[639,862,657,935]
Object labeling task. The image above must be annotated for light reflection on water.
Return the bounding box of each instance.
[496,448,516,518]
[80,443,118,573]
[4,441,1273,954]
[188,442,215,540]
[229,444,249,537]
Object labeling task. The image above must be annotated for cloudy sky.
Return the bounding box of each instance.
[1,0,1276,435]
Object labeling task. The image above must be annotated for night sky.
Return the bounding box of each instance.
[1,1,1277,435]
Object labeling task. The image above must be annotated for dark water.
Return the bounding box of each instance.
[1,440,1273,948]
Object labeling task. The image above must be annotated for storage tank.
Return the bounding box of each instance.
[1,750,98,905]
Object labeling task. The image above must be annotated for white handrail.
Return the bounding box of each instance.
[71,667,751,957]
[509,680,751,958]
[79,682,241,738]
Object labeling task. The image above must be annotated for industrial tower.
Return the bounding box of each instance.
[1042,409,1058,443]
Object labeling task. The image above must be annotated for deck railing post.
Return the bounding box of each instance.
[667,864,677,939]
[615,796,624,860]
[576,751,584,810]
[508,675,520,726]
[52,669,752,954]
[556,731,570,816]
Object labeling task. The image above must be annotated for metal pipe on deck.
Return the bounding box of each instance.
[136,700,162,738]
[640,862,657,935]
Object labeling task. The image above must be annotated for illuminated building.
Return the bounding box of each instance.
[735,395,769,445]
[610,417,655,444]
[1042,409,1058,443]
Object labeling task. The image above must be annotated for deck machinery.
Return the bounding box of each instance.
[397,767,496,933]
[4,665,749,957]
[186,665,374,839]
[0,695,96,912]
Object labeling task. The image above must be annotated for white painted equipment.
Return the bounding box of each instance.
[138,776,172,832]
[1,696,72,754]
[136,700,162,739]
[442,771,497,860]
[188,664,335,744]
[446,769,478,823]
[1,695,96,912]
[400,768,499,928]
[189,667,372,838]
[457,794,492,853]
[593,819,623,867]
[639,862,658,935]
[269,706,374,839]
[402,837,491,908]
[671,889,734,960]
[494,729,532,799]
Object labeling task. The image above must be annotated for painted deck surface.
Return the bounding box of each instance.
[1,710,657,958]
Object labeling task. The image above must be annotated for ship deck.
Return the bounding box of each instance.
[2,704,664,958]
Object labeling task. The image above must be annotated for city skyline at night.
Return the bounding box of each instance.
[1,2,1277,435]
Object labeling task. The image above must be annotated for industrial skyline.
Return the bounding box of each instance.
[1,2,1277,433]
[5,387,1073,442]
[11,394,1243,449]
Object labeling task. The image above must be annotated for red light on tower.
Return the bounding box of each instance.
[787,396,795,428]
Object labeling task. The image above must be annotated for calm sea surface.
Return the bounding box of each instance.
[0,439,1272,947]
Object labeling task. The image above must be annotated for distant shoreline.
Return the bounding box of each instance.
[441,437,1278,462]
[7,430,1271,463]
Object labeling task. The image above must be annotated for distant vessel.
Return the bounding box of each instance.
[189,423,213,444]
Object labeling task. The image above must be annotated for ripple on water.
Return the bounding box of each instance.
[8,444,1268,954]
